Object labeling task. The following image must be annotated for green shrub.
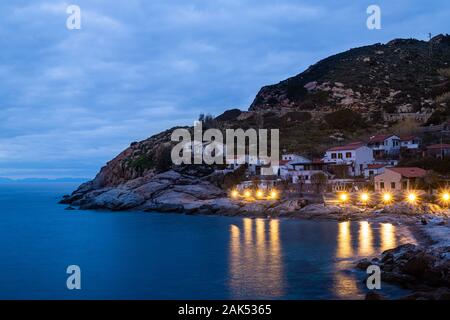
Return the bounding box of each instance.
[324,109,365,130]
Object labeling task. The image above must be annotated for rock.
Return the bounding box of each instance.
[80,188,145,211]
[65,206,76,211]
[361,243,450,299]
[298,204,341,215]
[356,258,372,270]
[172,184,225,200]
[400,252,436,278]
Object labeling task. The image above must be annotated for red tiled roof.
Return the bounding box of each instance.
[387,167,427,178]
[400,135,418,141]
[327,142,365,151]
[368,134,395,143]
[426,144,450,150]
[366,164,385,169]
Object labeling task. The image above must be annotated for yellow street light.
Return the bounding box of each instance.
[231,189,239,199]
[244,190,252,198]
[407,192,417,204]
[256,189,264,199]
[441,192,450,203]
[360,192,369,203]
[339,192,349,203]
[270,190,278,199]
[382,192,392,204]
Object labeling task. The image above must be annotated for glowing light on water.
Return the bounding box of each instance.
[337,221,353,258]
[358,221,374,256]
[380,223,396,252]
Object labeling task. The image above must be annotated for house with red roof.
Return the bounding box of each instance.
[364,163,388,178]
[367,134,400,158]
[323,142,374,177]
[400,135,421,149]
[426,144,450,159]
[374,167,427,192]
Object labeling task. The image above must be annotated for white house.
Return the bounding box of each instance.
[364,164,387,178]
[281,154,310,163]
[367,134,400,158]
[323,142,374,176]
[289,159,331,184]
[400,135,421,149]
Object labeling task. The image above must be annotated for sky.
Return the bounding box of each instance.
[0,0,449,179]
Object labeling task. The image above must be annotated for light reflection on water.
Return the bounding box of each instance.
[229,218,284,299]
[229,219,401,299]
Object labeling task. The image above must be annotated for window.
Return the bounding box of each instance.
[331,153,337,159]
[346,152,352,158]
[338,153,343,159]
[380,182,384,189]
[369,170,374,176]
[391,182,396,189]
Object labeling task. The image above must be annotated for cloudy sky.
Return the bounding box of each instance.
[0,0,448,179]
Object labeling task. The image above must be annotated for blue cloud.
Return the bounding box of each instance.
[0,0,448,178]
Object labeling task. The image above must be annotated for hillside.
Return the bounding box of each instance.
[68,35,450,191]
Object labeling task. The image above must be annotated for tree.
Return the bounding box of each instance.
[324,109,365,130]
[198,113,217,129]
[311,172,328,194]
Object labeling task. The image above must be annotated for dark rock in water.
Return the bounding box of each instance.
[359,244,450,299]
[65,206,76,211]
[365,291,387,300]
[421,218,428,225]
[356,258,372,270]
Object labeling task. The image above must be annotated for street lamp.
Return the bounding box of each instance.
[339,192,349,203]
[382,192,392,204]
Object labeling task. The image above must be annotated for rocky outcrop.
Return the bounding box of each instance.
[61,169,311,216]
[357,244,450,300]
[249,34,450,119]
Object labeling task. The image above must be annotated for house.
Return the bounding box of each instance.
[400,135,421,149]
[323,142,374,177]
[374,167,427,192]
[289,159,331,184]
[281,154,310,163]
[426,144,450,159]
[364,164,387,178]
[372,159,399,167]
[367,134,400,158]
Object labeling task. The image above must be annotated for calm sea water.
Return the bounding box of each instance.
[0,183,412,299]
